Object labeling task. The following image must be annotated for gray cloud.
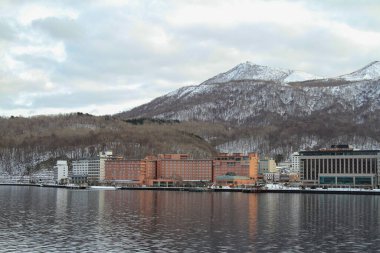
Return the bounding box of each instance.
[0,21,15,41]
[32,17,83,40]
[0,0,380,117]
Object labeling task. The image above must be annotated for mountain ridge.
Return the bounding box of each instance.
[200,61,324,85]
[118,61,380,157]
[2,61,380,175]
[339,61,380,81]
[120,61,380,124]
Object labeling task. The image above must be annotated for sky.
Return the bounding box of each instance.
[1,0,380,117]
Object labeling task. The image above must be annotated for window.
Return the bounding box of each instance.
[320,176,335,184]
[355,177,372,185]
[337,177,354,185]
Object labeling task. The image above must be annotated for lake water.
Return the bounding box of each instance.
[1,186,380,252]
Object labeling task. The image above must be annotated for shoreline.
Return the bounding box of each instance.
[1,183,380,195]
[0,183,86,189]
[118,187,380,195]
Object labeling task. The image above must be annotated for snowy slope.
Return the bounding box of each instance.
[116,60,380,157]
[339,61,380,81]
[284,70,323,83]
[123,77,380,125]
[121,61,380,125]
[201,61,323,85]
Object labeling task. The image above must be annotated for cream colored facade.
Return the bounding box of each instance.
[259,159,277,175]
[249,153,259,179]
[99,151,113,181]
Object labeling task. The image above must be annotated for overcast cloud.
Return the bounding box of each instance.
[1,0,380,117]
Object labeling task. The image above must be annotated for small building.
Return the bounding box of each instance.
[288,173,300,182]
[259,159,277,175]
[279,173,290,182]
[278,161,292,173]
[263,172,280,182]
[30,169,54,184]
[71,175,87,185]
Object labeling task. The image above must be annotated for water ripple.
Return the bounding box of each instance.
[1,187,380,252]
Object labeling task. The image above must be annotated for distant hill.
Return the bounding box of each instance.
[0,114,216,175]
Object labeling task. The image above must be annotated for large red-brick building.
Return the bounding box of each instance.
[105,159,145,184]
[104,152,259,186]
[157,158,213,181]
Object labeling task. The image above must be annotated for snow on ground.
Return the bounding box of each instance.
[339,61,380,81]
[265,183,380,192]
[284,70,323,83]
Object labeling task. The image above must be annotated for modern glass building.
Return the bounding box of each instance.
[299,145,380,188]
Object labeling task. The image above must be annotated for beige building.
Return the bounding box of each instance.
[259,159,277,175]
[99,151,113,181]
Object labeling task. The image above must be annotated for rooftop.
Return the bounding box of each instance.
[299,149,380,156]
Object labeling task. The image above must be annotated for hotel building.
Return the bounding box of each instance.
[103,152,260,186]
[105,159,145,184]
[300,145,380,188]
[213,153,259,182]
[54,160,68,184]
[72,157,100,182]
[157,154,213,182]
[213,153,249,182]
[99,151,114,181]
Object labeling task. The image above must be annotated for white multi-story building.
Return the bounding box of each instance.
[87,158,101,181]
[54,160,68,183]
[72,159,89,176]
[72,151,113,182]
[291,152,300,173]
[72,158,100,182]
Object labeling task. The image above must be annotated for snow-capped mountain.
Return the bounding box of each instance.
[339,61,380,81]
[120,61,380,125]
[3,61,379,176]
[117,61,380,156]
[201,61,323,85]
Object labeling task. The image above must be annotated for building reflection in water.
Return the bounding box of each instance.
[301,194,380,232]
[248,194,258,240]
[63,190,380,251]
[4,187,380,252]
[55,188,68,220]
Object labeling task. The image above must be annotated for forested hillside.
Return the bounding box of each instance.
[0,114,216,175]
